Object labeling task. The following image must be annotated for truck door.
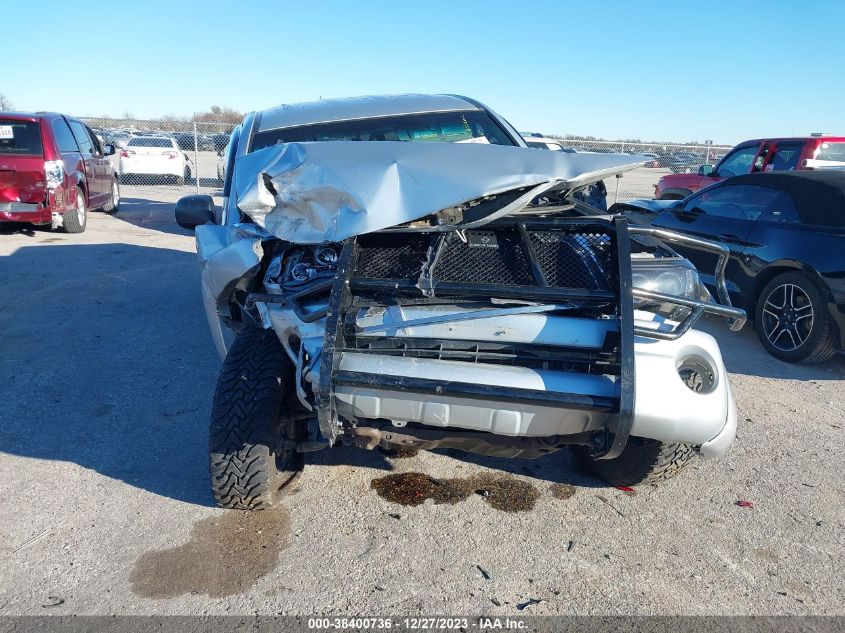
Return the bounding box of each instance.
[761,140,804,172]
[713,143,763,178]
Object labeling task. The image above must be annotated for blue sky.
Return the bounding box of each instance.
[4,1,842,144]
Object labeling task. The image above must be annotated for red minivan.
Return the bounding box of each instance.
[0,112,120,233]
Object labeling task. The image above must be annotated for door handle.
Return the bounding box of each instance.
[717,233,742,243]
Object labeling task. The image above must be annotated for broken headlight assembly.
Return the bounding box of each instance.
[631,258,713,325]
[625,226,746,341]
[631,259,712,303]
[264,244,341,291]
[249,243,342,325]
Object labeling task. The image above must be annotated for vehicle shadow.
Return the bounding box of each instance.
[0,223,39,237]
[304,443,605,489]
[115,196,195,236]
[0,242,219,507]
[697,316,845,381]
[432,447,606,488]
[307,444,394,471]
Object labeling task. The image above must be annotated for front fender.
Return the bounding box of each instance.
[195,224,265,358]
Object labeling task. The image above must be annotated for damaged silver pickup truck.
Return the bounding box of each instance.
[175,94,746,510]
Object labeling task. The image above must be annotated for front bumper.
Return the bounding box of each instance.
[324,309,737,458]
[297,216,745,460]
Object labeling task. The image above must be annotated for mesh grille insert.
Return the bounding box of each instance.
[435,230,534,286]
[529,231,615,290]
[353,226,616,291]
[355,233,430,280]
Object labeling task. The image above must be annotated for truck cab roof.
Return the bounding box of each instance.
[256,94,484,133]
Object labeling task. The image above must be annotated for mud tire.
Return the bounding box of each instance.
[209,328,304,510]
[572,438,697,486]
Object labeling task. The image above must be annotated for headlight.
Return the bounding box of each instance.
[264,244,340,291]
[632,259,710,300]
[44,160,64,189]
[631,259,711,315]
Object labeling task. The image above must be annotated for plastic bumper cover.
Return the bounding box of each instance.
[330,311,736,455]
[0,201,52,223]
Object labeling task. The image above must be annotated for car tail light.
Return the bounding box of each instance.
[120,149,135,158]
[44,160,64,189]
[162,151,177,159]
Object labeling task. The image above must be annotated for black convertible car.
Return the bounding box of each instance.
[611,171,845,363]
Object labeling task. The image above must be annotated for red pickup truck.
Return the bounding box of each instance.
[654,135,845,199]
[0,112,120,233]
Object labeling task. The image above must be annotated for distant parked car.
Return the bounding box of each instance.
[667,154,705,174]
[655,136,845,199]
[640,152,661,167]
[119,136,191,185]
[173,132,214,152]
[0,112,120,233]
[613,171,845,362]
[109,131,134,149]
[212,133,231,153]
[523,136,576,152]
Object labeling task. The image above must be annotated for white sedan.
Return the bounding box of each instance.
[119,136,191,185]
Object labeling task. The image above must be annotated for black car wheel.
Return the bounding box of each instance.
[755,272,836,363]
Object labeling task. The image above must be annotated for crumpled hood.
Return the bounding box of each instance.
[234,141,646,244]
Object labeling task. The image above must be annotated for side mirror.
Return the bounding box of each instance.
[104,144,116,156]
[698,164,715,176]
[175,194,215,230]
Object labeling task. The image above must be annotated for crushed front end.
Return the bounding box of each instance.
[201,140,746,471]
[249,215,743,462]
[316,216,635,459]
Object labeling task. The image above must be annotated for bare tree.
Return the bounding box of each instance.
[192,105,243,125]
[0,94,13,111]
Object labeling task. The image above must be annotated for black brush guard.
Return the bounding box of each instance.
[314,217,745,460]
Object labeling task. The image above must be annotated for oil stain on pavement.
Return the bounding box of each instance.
[549,483,577,500]
[371,472,539,512]
[129,508,290,598]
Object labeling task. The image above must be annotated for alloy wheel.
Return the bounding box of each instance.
[761,283,814,351]
[76,191,86,224]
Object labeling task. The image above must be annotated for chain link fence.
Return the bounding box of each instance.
[81,116,732,207]
[81,117,236,199]
[537,138,733,203]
